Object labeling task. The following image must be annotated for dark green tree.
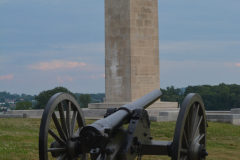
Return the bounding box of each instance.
[15,101,32,110]
[79,94,91,108]
[33,86,76,109]
[161,86,184,106]
[183,83,240,110]
[161,83,240,110]
[0,97,5,103]
[75,93,105,103]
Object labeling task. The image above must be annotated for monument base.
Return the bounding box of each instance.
[87,101,178,118]
[88,101,178,109]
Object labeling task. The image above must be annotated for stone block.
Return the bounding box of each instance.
[149,111,179,122]
[7,110,44,117]
[148,102,178,109]
[89,102,131,109]
[232,119,240,125]
[82,108,107,118]
[0,114,23,118]
[147,108,179,117]
[230,108,240,114]
[23,113,30,118]
[206,111,230,114]
[149,116,161,122]
[88,102,178,110]
[206,114,240,125]
[158,111,179,121]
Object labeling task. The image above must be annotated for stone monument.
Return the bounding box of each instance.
[89,0,177,112]
[105,0,160,102]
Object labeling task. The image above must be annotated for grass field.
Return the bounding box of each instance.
[0,118,240,160]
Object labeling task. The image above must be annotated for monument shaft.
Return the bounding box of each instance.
[105,0,160,102]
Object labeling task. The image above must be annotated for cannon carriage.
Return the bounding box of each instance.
[39,89,208,160]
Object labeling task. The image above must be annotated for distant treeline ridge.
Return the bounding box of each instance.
[1,83,239,110]
[161,83,240,111]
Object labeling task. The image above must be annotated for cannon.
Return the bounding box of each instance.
[39,89,208,160]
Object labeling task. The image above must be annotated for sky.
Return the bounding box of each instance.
[0,0,239,95]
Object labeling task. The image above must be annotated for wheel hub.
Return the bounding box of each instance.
[66,139,83,159]
[50,141,61,158]
[188,142,208,160]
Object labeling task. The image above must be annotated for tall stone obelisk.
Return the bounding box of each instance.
[89,0,177,110]
[105,0,160,102]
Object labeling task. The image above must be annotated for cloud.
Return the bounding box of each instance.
[30,60,85,71]
[0,74,13,80]
[57,76,64,83]
[66,75,73,82]
[57,75,74,83]
[91,74,105,79]
[224,63,240,67]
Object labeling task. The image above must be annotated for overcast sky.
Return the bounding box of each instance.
[0,0,239,95]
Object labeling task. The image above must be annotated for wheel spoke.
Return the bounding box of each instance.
[66,101,71,138]
[74,128,81,136]
[190,104,198,141]
[52,112,67,141]
[58,102,69,138]
[192,104,199,139]
[194,133,205,143]
[48,129,66,146]
[187,107,193,141]
[186,114,190,142]
[181,155,187,160]
[47,148,66,152]
[180,149,188,154]
[71,111,77,136]
[193,116,203,140]
[57,153,67,160]
[182,130,189,148]
[77,112,85,128]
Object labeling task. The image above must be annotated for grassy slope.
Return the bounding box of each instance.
[0,119,239,160]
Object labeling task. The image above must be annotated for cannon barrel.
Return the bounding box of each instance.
[79,89,162,148]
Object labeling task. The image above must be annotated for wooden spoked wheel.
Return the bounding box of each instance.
[39,93,88,160]
[172,93,208,160]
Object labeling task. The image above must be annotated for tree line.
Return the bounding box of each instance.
[161,83,240,110]
[0,87,105,110]
[1,83,240,111]
[0,91,36,103]
[33,87,105,109]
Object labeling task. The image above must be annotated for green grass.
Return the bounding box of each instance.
[0,118,240,160]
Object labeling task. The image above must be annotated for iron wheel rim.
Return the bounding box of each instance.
[39,92,87,160]
[172,93,207,160]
